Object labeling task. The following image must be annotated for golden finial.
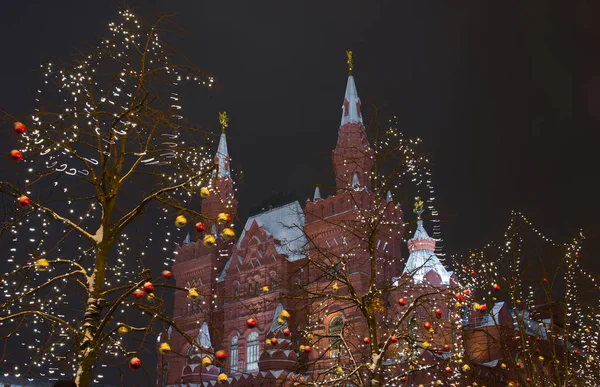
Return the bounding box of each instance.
[219,111,229,133]
[346,50,354,75]
[413,196,425,219]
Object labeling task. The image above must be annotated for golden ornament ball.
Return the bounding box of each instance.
[217,373,228,384]
[188,288,199,301]
[200,187,210,198]
[175,215,187,228]
[222,228,235,240]
[279,309,290,320]
[36,258,50,271]
[117,326,129,336]
[203,234,216,247]
[158,342,171,355]
[202,357,212,367]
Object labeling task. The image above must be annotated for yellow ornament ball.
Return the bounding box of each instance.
[277,317,285,325]
[147,293,155,301]
[200,187,210,198]
[336,366,343,375]
[217,373,228,384]
[202,357,212,367]
[501,363,507,370]
[265,339,272,346]
[117,326,129,336]
[188,288,199,301]
[158,342,171,355]
[436,381,443,386]
[423,341,431,350]
[299,345,306,353]
[539,356,545,362]
[279,310,291,320]
[203,234,216,247]
[36,258,50,271]
[217,213,231,225]
[222,228,235,240]
[589,356,595,362]
[262,286,269,294]
[473,303,482,312]
[175,215,187,228]
[307,334,314,343]
[332,283,339,292]
[507,383,514,387]
[462,364,471,372]
[455,302,463,308]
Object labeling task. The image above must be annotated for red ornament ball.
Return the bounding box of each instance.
[129,357,142,370]
[445,366,453,374]
[133,289,145,299]
[195,222,205,233]
[390,336,398,343]
[526,377,532,384]
[303,346,311,353]
[13,122,26,135]
[493,283,501,292]
[283,328,291,336]
[463,290,470,296]
[246,318,257,328]
[143,282,154,294]
[363,337,370,345]
[480,305,487,312]
[10,150,23,162]
[215,350,227,361]
[271,337,278,345]
[161,270,173,279]
[400,376,407,382]
[436,308,443,318]
[17,195,31,208]
[516,362,522,368]
[398,298,407,306]
[424,322,432,330]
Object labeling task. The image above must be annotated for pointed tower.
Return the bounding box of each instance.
[403,197,452,285]
[202,112,238,232]
[332,51,374,192]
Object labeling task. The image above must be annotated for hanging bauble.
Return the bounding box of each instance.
[265,339,272,346]
[143,282,154,294]
[336,366,343,375]
[222,228,235,240]
[277,317,284,325]
[202,357,212,367]
[175,215,187,228]
[13,122,26,135]
[17,195,31,208]
[158,342,171,355]
[283,328,291,336]
[203,235,216,247]
[36,258,49,271]
[444,344,451,351]
[435,381,443,386]
[472,303,482,312]
[306,334,314,342]
[538,356,544,362]
[436,308,443,318]
[422,341,431,350]
[247,318,257,328]
[187,288,199,301]
[117,326,129,336]
[332,283,339,292]
[526,378,532,384]
[10,150,23,162]
[501,363,507,370]
[463,290,470,296]
[398,298,406,306]
[424,322,432,330]
[215,350,227,361]
[217,373,228,384]
[162,270,173,279]
[462,364,471,373]
[363,337,370,345]
[129,357,141,370]
[261,286,269,293]
[279,310,291,320]
[390,336,398,343]
[493,283,501,292]
[147,293,155,301]
[303,346,311,353]
[444,366,453,374]
[133,289,145,299]
[480,305,487,312]
[271,337,278,345]
[200,187,210,198]
[299,345,305,353]
[195,222,205,233]
[217,213,231,224]
[516,362,522,368]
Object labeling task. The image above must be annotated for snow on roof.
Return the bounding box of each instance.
[403,220,451,284]
[218,202,307,282]
[215,132,230,178]
[340,76,363,126]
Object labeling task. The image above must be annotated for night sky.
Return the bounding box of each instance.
[1,0,599,383]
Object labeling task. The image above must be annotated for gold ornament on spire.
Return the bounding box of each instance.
[219,111,229,133]
[413,196,425,219]
[346,50,354,75]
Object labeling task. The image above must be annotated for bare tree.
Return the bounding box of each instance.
[0,10,235,386]
[455,211,600,386]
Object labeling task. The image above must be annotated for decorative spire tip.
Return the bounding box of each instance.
[346,50,354,76]
[219,111,229,133]
[413,196,425,219]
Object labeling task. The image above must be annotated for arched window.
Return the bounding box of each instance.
[230,336,239,373]
[161,364,168,387]
[329,316,344,358]
[248,283,253,296]
[246,332,259,371]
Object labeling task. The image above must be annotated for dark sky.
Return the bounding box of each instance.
[2,0,599,260]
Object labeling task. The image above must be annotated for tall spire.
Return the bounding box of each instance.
[214,112,230,178]
[340,52,363,127]
[313,185,321,201]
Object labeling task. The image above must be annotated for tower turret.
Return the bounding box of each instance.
[332,51,374,192]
